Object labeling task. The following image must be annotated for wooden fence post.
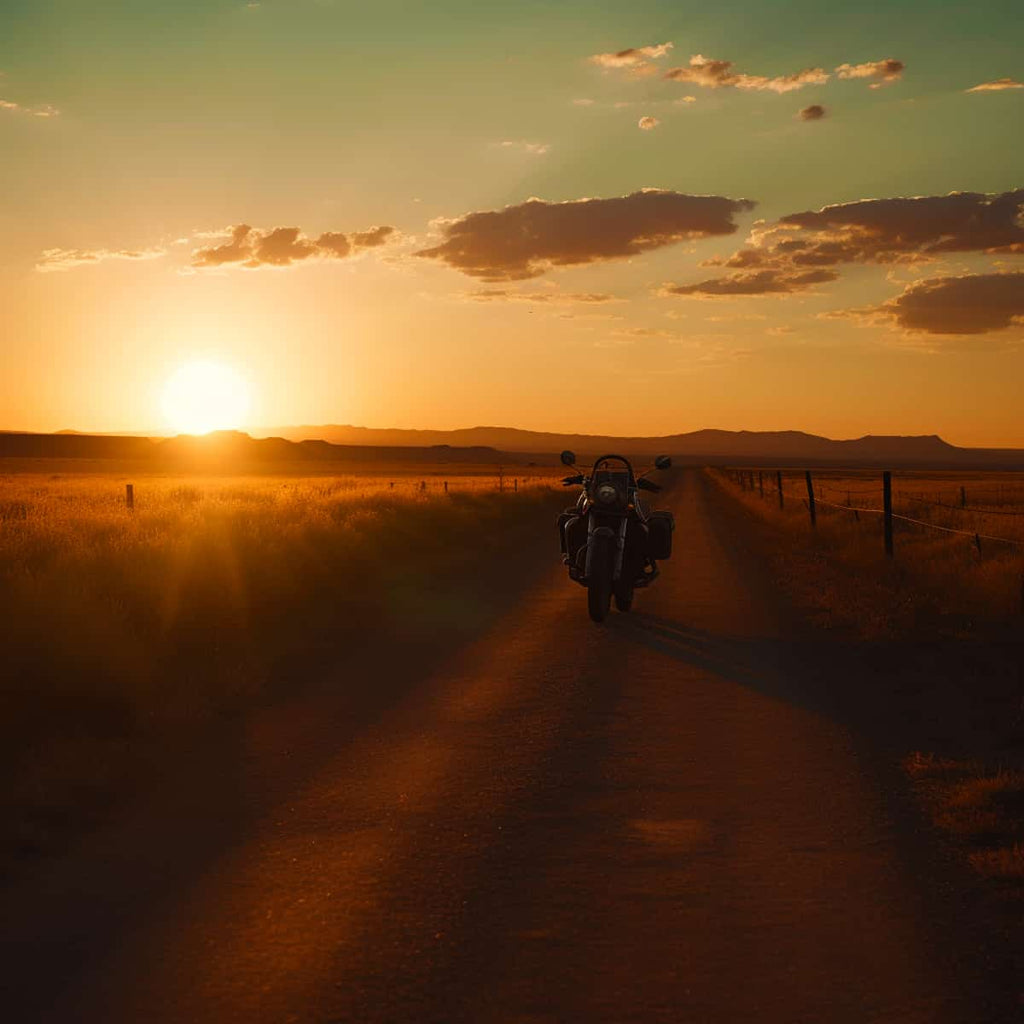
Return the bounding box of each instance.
[514,478,518,492]
[776,471,784,509]
[758,471,764,498]
[443,480,448,493]
[960,485,967,508]
[883,471,894,557]
[804,471,816,527]
[125,483,134,511]
[498,466,504,492]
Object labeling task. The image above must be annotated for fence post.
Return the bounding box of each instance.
[514,478,518,492]
[125,483,134,511]
[758,472,764,498]
[776,471,784,509]
[960,485,967,508]
[443,480,448,493]
[804,471,816,527]
[498,466,504,492]
[975,533,982,555]
[883,471,894,557]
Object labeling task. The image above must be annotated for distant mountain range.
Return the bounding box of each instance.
[252,424,1024,467]
[3,426,1023,469]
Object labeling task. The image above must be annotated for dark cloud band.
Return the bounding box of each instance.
[415,189,756,281]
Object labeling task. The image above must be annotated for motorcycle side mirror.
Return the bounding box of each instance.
[654,455,672,470]
[560,450,576,466]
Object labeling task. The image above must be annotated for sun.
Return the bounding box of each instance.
[161,360,252,435]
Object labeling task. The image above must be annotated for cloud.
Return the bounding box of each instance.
[678,189,1024,298]
[613,327,678,339]
[571,98,595,106]
[415,189,756,281]
[873,271,1024,334]
[0,97,59,117]
[664,54,829,93]
[768,189,1024,259]
[498,140,550,155]
[966,78,1024,92]
[694,188,1024,288]
[663,268,839,297]
[638,115,660,130]
[350,225,395,248]
[466,289,618,305]
[191,223,395,269]
[36,247,165,273]
[674,95,697,105]
[835,58,904,88]
[798,104,827,121]
[589,42,673,72]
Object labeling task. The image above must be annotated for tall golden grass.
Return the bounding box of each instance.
[0,467,563,857]
[710,468,1024,637]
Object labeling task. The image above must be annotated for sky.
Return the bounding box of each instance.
[1,0,1022,444]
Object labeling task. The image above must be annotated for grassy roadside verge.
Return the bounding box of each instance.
[705,468,1024,904]
[1,475,565,861]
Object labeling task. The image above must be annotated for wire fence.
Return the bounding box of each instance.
[722,468,1024,558]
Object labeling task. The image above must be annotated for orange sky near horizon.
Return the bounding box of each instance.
[1,1,1022,447]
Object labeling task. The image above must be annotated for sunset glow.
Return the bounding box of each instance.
[1,1,1022,443]
[160,361,252,436]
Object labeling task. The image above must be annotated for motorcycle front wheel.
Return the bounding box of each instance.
[614,583,633,612]
[587,536,612,623]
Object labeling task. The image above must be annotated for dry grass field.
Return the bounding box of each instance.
[0,462,563,859]
[712,467,1024,637]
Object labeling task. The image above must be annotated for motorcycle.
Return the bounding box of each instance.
[557,451,675,622]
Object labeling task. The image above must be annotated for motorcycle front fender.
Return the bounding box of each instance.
[584,525,615,579]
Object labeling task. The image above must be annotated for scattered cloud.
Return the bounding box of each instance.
[465,289,618,305]
[571,97,595,106]
[766,189,1024,261]
[0,97,59,117]
[36,247,165,273]
[872,271,1024,335]
[798,104,827,121]
[415,189,756,281]
[589,42,674,75]
[684,189,1024,297]
[704,313,767,322]
[638,115,660,131]
[966,78,1023,92]
[191,223,395,269]
[664,54,829,93]
[835,58,904,88]
[662,268,839,297]
[498,139,550,155]
[674,95,697,105]
[613,326,678,339]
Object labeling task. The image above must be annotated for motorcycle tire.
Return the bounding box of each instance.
[587,535,613,623]
[614,583,633,612]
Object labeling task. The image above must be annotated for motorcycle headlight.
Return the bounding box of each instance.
[596,483,619,505]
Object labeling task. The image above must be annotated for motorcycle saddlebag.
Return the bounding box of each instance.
[647,510,675,560]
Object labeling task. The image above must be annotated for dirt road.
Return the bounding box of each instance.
[1,470,1011,1022]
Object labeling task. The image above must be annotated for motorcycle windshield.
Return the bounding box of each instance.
[592,469,630,489]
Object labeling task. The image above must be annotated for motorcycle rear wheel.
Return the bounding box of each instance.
[587,538,612,623]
